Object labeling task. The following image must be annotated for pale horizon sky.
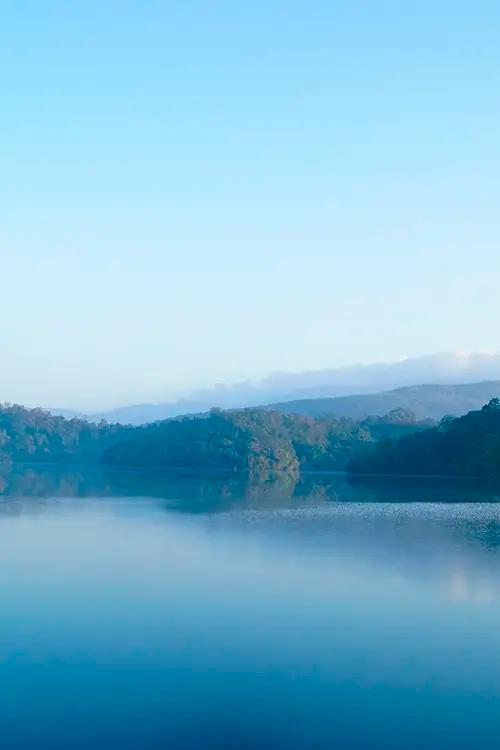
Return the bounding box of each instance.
[2,2,500,410]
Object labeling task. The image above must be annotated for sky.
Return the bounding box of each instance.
[2,1,500,410]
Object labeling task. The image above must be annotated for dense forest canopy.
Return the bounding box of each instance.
[102,407,430,480]
[0,403,133,463]
[0,401,438,480]
[349,399,500,478]
[102,408,376,480]
[9,398,500,481]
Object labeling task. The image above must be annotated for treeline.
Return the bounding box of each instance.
[102,408,371,480]
[0,404,133,463]
[102,407,429,480]
[5,397,500,479]
[0,401,432,480]
[349,399,500,478]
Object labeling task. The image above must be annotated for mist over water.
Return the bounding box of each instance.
[2,466,500,747]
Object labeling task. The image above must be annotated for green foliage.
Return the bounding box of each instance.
[349,399,500,478]
[0,403,133,464]
[103,409,301,481]
[0,401,432,481]
[103,408,385,479]
[361,409,434,441]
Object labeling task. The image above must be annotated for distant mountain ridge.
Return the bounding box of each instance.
[49,352,500,425]
[267,382,500,422]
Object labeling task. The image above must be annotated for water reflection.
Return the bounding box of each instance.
[1,465,500,747]
[3,463,500,600]
[1,462,500,512]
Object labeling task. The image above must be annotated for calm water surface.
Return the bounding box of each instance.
[2,465,500,748]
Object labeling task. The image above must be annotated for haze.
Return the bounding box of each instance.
[2,2,500,410]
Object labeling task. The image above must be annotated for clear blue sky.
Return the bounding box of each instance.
[2,1,500,409]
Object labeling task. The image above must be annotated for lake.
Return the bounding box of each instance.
[2,464,500,748]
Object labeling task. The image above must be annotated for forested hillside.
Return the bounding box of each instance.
[349,399,500,478]
[0,402,432,481]
[102,408,427,480]
[0,404,132,463]
[104,409,302,480]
